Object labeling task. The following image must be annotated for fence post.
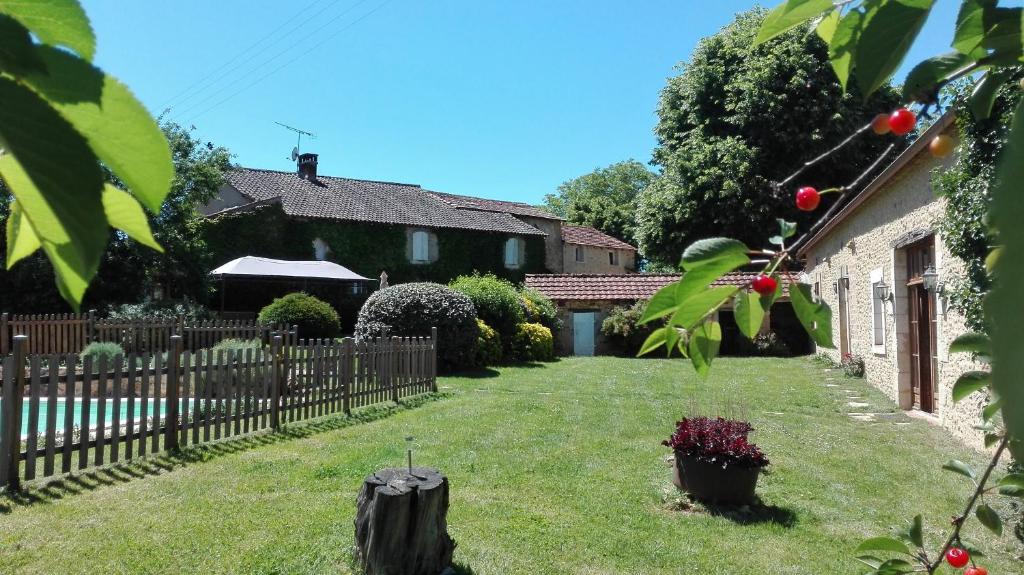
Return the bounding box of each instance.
[390,336,400,403]
[87,309,97,344]
[1,335,27,490]
[0,313,8,356]
[430,327,438,392]
[270,335,283,430]
[342,338,353,415]
[164,335,182,451]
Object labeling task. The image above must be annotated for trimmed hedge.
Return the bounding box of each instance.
[258,293,341,340]
[511,322,554,362]
[449,273,524,341]
[474,319,502,367]
[355,282,479,372]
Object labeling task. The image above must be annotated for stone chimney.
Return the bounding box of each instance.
[297,153,319,181]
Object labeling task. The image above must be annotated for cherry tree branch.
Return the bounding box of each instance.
[774,121,874,191]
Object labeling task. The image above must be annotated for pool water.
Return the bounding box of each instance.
[1,398,190,437]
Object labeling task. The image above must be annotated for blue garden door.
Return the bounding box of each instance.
[572,312,596,356]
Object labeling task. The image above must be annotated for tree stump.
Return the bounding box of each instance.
[354,467,455,575]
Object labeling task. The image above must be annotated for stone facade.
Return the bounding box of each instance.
[554,299,619,356]
[518,216,564,273]
[801,127,986,448]
[562,244,636,274]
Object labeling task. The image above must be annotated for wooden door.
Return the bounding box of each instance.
[906,238,936,412]
[572,312,596,356]
[838,276,850,357]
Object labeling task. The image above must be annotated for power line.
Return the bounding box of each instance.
[159,0,335,113]
[169,0,378,121]
[179,0,397,123]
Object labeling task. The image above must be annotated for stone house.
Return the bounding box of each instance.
[797,113,986,447]
[561,225,637,274]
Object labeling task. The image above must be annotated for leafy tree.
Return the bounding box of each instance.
[635,8,900,266]
[543,160,655,246]
[0,1,172,309]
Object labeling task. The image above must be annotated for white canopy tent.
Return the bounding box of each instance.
[209,256,372,314]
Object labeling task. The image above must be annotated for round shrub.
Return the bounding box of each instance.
[474,319,502,367]
[257,292,341,340]
[211,338,263,355]
[81,341,124,367]
[510,322,554,362]
[449,273,524,340]
[355,282,479,372]
[601,300,657,356]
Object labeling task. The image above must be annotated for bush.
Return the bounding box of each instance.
[841,353,865,378]
[662,417,769,470]
[81,342,124,368]
[105,298,213,321]
[519,287,561,334]
[258,293,341,340]
[733,331,791,357]
[601,300,657,356]
[510,322,554,362]
[449,273,523,340]
[474,319,502,367]
[210,338,262,355]
[355,282,479,372]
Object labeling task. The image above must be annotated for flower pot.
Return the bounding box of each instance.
[675,453,760,505]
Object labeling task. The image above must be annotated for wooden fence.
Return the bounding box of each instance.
[1,312,294,355]
[0,329,437,490]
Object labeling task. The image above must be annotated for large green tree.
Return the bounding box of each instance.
[635,8,901,266]
[543,160,655,247]
[0,122,232,312]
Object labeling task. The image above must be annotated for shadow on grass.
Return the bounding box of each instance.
[0,392,451,514]
[449,562,477,575]
[701,500,798,528]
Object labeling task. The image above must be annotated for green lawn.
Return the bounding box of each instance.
[1,357,1019,574]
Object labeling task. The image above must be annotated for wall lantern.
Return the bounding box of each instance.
[922,265,940,293]
[873,280,892,302]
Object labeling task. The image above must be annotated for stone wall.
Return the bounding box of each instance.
[553,299,620,355]
[803,149,987,448]
[517,216,564,273]
[562,244,636,274]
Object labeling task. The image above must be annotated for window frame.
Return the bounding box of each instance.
[575,245,585,262]
[870,267,886,355]
[411,230,429,263]
[608,250,619,266]
[504,237,520,268]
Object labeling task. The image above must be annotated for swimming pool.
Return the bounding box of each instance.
[1,398,189,438]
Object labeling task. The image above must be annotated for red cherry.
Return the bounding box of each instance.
[964,567,988,575]
[871,113,891,135]
[751,275,777,296]
[795,186,820,211]
[889,108,917,136]
[945,548,970,569]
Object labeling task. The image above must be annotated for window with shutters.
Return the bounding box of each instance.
[870,267,886,354]
[504,238,519,268]
[411,230,429,263]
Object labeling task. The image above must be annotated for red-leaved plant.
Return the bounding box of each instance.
[663,417,769,469]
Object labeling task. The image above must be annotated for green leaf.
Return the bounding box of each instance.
[954,0,992,59]
[980,7,1023,59]
[875,558,915,575]
[828,8,866,91]
[0,0,94,60]
[983,397,1004,422]
[637,326,667,357]
[985,432,1002,448]
[0,13,45,76]
[854,536,911,555]
[101,185,162,252]
[949,332,992,356]
[998,473,1024,497]
[976,503,1002,535]
[815,9,840,44]
[688,320,722,377]
[755,0,834,45]
[681,237,750,273]
[0,76,106,309]
[4,200,40,266]
[989,97,1024,458]
[855,0,936,98]
[901,51,974,104]
[734,290,765,340]
[942,459,977,481]
[908,515,923,548]
[952,371,991,403]
[669,286,739,331]
[23,46,173,213]
[777,218,797,239]
[788,282,833,348]
[971,70,1012,120]
[855,555,884,569]
[639,281,680,325]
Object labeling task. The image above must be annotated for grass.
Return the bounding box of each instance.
[1,356,1020,574]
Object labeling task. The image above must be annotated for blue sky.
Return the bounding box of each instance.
[82,0,961,205]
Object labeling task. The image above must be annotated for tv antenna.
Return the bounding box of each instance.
[275,121,316,161]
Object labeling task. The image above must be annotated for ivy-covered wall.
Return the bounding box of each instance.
[201,204,549,286]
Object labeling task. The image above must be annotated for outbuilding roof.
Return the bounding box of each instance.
[224,168,546,236]
[524,272,771,301]
[561,224,637,251]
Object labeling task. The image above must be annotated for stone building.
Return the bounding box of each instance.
[561,225,637,274]
[797,113,986,447]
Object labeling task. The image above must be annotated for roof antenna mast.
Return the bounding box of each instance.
[275,121,316,162]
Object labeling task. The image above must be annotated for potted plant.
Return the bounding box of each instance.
[663,416,769,505]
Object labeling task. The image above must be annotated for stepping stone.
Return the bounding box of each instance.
[848,401,870,408]
[849,414,876,422]
[825,384,839,388]
[765,411,785,416]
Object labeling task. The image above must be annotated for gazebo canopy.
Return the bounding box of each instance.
[210,256,370,281]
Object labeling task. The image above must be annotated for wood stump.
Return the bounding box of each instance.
[354,467,455,575]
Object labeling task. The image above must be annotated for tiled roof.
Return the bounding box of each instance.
[427,190,562,221]
[561,224,637,250]
[224,168,546,236]
[524,272,778,301]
